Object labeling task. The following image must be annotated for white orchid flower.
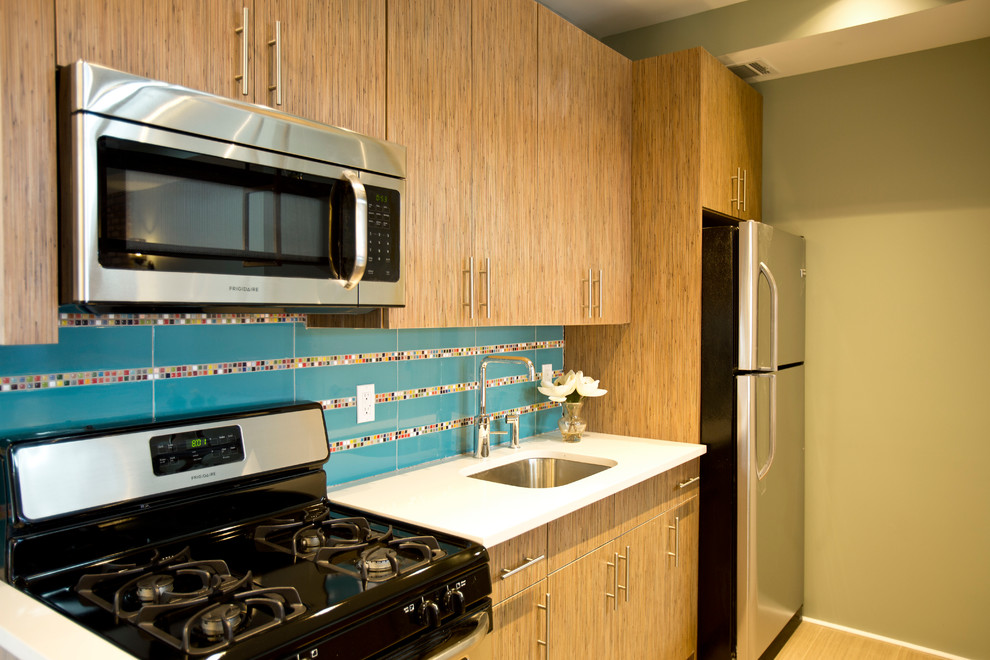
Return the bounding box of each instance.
[537,370,606,402]
[537,370,578,402]
[575,374,607,398]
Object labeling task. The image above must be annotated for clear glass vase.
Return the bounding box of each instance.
[558,401,586,442]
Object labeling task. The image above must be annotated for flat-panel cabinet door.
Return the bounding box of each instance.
[472,0,540,327]
[258,0,385,138]
[382,0,472,328]
[55,0,245,100]
[664,496,700,660]
[492,582,546,660]
[547,541,617,658]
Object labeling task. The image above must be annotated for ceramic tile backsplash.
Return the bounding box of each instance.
[0,314,563,486]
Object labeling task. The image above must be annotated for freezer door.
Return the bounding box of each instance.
[738,222,806,370]
[736,366,804,660]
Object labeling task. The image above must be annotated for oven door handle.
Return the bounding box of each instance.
[339,169,368,290]
[423,610,491,660]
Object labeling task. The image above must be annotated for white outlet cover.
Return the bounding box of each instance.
[542,364,553,382]
[356,384,375,423]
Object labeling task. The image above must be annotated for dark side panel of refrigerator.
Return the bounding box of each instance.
[699,222,806,660]
[699,226,740,660]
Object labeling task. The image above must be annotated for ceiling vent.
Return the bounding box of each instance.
[727,58,777,80]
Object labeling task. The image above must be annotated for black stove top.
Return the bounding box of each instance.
[2,403,491,660]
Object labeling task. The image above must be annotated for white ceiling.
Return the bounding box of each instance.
[537,0,990,80]
[535,0,748,39]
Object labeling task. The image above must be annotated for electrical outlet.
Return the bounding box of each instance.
[542,363,553,382]
[356,384,375,423]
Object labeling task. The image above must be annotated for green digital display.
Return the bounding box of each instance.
[190,437,204,449]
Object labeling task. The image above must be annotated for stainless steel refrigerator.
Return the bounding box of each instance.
[699,221,806,660]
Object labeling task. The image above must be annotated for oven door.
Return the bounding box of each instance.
[63,113,402,308]
[384,604,493,660]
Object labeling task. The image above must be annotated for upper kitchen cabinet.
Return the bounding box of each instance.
[538,6,631,325]
[54,0,385,137]
[251,0,385,138]
[383,0,546,328]
[55,0,245,99]
[1,0,58,345]
[699,49,763,221]
[381,0,473,329]
[471,0,542,326]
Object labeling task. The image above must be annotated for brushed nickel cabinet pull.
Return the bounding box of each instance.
[582,268,593,318]
[606,552,618,610]
[537,592,549,655]
[597,269,603,318]
[741,168,748,212]
[478,257,491,319]
[731,166,742,212]
[499,554,544,580]
[617,546,630,602]
[463,257,475,319]
[677,475,700,489]
[668,515,681,567]
[234,7,249,96]
[267,20,282,105]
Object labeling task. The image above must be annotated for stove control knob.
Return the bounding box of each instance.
[418,599,441,627]
[445,588,466,615]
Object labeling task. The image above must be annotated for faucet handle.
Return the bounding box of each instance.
[505,414,520,449]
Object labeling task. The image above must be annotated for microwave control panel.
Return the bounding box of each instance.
[364,184,401,283]
[150,425,245,476]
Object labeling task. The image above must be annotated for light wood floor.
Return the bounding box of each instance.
[776,622,947,660]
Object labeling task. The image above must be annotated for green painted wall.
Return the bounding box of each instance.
[755,38,990,658]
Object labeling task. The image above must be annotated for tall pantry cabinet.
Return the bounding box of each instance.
[565,47,762,444]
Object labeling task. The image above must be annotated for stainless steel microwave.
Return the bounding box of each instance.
[58,61,405,311]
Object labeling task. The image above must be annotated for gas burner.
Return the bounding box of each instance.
[325,517,393,545]
[254,512,393,560]
[196,602,247,640]
[76,552,245,621]
[358,547,399,580]
[295,528,325,554]
[136,574,175,603]
[315,534,447,583]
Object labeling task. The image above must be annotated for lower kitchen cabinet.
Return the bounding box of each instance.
[492,581,547,660]
[488,463,701,659]
[546,541,617,657]
[663,497,699,660]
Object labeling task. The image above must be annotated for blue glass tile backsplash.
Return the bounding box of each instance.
[0,315,563,486]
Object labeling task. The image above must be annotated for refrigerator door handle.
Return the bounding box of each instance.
[759,261,779,371]
[757,373,777,481]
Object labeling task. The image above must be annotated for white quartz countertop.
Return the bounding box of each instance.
[328,431,706,547]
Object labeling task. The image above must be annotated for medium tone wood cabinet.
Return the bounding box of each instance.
[382,0,630,329]
[700,50,762,221]
[488,460,701,659]
[380,0,473,329]
[1,0,58,345]
[54,0,385,137]
[565,47,760,443]
[537,6,631,326]
[382,0,542,329]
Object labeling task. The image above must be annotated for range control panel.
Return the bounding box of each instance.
[150,425,245,476]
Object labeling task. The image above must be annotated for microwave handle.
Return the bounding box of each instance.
[339,170,368,290]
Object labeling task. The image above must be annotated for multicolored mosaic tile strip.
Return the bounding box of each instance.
[0,342,563,393]
[325,401,560,454]
[59,312,308,327]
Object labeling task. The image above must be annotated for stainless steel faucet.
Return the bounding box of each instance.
[475,355,536,458]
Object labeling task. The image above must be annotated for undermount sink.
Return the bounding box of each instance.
[466,455,616,489]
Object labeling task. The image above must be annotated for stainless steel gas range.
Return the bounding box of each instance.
[1,403,492,659]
